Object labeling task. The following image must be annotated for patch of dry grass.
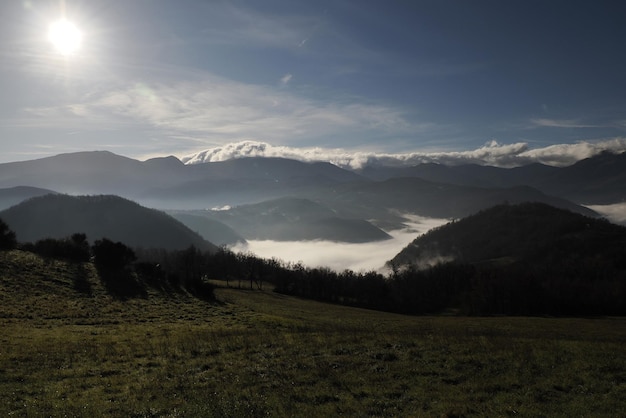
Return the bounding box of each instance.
[1,252,626,417]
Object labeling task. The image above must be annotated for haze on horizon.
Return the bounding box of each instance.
[1,0,626,165]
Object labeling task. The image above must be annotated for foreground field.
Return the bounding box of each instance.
[1,251,626,417]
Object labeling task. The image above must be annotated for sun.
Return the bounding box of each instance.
[48,19,82,56]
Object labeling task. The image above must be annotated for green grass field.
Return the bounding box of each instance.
[1,250,626,417]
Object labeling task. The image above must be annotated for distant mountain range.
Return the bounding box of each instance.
[357,151,626,205]
[178,197,391,243]
[0,150,624,245]
[0,194,216,251]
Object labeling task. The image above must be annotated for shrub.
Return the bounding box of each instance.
[0,218,17,250]
[31,233,90,262]
[92,238,143,298]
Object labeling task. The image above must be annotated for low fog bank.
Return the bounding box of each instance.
[587,203,626,225]
[230,215,449,273]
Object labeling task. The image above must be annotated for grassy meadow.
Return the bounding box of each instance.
[1,250,626,417]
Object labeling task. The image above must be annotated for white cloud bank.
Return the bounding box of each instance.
[230,215,449,273]
[183,138,626,169]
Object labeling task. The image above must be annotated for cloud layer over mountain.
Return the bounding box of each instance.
[183,138,626,169]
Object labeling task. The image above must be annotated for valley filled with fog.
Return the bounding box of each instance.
[586,203,626,225]
[230,215,449,272]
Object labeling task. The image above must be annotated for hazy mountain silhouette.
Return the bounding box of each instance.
[0,194,217,251]
[1,151,624,209]
[0,150,619,241]
[358,151,626,204]
[535,151,626,203]
[190,197,391,242]
[140,157,367,208]
[0,152,367,209]
[389,202,626,269]
[169,213,246,246]
[312,177,597,228]
[0,186,58,210]
[358,162,558,188]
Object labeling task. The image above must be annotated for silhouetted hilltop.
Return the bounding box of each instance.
[0,186,57,210]
[390,202,626,269]
[382,202,626,315]
[0,194,217,251]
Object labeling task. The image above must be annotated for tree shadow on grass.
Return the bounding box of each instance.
[72,263,93,296]
[97,267,147,300]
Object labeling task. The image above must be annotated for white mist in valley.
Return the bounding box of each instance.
[230,215,449,272]
[586,203,626,226]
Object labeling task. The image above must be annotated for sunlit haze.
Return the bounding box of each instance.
[48,19,82,56]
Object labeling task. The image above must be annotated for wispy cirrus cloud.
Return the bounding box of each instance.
[530,118,602,129]
[197,3,321,50]
[18,74,430,154]
[17,69,626,169]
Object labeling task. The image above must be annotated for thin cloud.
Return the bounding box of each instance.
[19,76,423,150]
[198,3,319,50]
[531,118,601,129]
[279,73,293,87]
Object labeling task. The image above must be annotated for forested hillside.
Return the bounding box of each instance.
[390,202,626,267]
[0,194,216,251]
[274,203,626,316]
[382,203,626,315]
[2,201,624,316]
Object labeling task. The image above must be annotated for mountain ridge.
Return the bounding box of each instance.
[389,202,626,269]
[0,150,620,243]
[0,194,217,251]
[182,197,392,243]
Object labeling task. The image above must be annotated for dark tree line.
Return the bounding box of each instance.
[0,218,17,250]
[2,213,625,316]
[273,259,626,316]
[21,233,91,262]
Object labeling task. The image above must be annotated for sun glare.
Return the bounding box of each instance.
[48,19,82,56]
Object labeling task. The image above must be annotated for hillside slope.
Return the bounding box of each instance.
[390,202,626,268]
[0,186,57,211]
[200,197,391,242]
[0,194,217,251]
[2,249,625,416]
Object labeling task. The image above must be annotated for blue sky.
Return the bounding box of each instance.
[1,0,626,165]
